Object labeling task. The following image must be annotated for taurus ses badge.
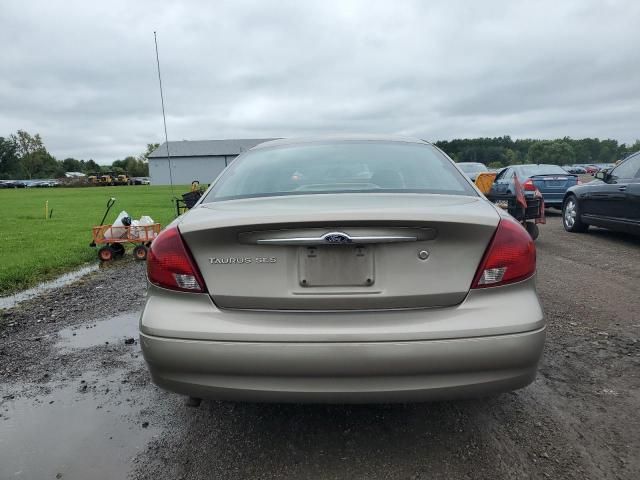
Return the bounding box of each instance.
[322,232,353,244]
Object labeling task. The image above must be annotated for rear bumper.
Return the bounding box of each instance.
[540,193,565,206]
[140,327,545,403]
[140,277,545,402]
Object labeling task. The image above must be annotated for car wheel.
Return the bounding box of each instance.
[562,195,588,233]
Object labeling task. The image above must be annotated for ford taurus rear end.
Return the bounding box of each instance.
[140,137,545,403]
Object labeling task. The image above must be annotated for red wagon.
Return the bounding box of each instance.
[91,223,161,261]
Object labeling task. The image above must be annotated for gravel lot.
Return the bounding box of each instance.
[1,213,639,479]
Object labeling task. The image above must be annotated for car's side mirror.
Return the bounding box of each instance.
[594,171,608,181]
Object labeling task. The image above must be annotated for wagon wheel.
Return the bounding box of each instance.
[111,243,126,258]
[98,246,114,262]
[133,245,148,261]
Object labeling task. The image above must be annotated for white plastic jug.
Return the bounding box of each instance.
[137,215,156,241]
[104,211,130,240]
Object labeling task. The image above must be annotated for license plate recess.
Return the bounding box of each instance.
[298,246,374,287]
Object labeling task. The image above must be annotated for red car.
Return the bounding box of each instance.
[585,165,600,174]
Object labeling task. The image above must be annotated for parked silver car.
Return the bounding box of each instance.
[140,136,545,403]
[456,162,489,181]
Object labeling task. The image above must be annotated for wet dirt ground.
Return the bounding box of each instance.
[1,214,639,479]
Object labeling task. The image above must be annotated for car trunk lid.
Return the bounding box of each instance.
[530,174,577,191]
[178,193,500,310]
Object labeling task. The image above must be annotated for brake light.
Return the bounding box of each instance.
[147,226,206,293]
[471,217,536,288]
[522,179,537,191]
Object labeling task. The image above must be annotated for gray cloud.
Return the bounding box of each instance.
[1,0,638,163]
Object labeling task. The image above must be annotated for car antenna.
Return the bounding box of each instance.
[154,31,176,198]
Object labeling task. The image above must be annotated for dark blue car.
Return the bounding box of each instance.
[491,164,578,208]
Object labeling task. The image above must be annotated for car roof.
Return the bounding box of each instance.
[250,135,430,150]
[511,164,562,169]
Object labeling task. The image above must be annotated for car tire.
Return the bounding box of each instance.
[562,195,588,233]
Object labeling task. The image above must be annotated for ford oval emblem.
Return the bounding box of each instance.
[322,232,352,244]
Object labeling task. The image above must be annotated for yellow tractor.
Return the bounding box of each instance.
[115,173,132,185]
[100,173,115,186]
[87,173,101,185]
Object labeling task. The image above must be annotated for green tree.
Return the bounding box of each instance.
[627,140,640,156]
[111,156,149,177]
[20,150,62,178]
[9,130,63,179]
[62,157,83,172]
[598,146,612,162]
[134,143,157,176]
[572,142,591,163]
[527,140,575,165]
[0,136,20,178]
[85,159,101,173]
[139,143,160,161]
[436,136,632,166]
[504,149,515,165]
[11,130,45,159]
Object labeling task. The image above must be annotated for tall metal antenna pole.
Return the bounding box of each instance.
[154,31,175,195]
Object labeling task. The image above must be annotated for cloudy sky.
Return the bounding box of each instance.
[1,0,639,163]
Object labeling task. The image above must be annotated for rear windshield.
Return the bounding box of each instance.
[202,141,476,202]
[457,163,488,173]
[515,164,569,178]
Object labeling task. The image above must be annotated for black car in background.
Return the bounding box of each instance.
[562,152,640,235]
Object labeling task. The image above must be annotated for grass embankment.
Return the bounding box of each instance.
[0,185,186,295]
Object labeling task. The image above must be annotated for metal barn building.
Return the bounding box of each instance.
[148,139,275,185]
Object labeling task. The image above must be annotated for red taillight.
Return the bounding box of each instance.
[523,178,537,191]
[471,217,536,289]
[147,226,206,293]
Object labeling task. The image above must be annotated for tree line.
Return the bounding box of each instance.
[0,130,157,179]
[434,136,640,168]
[2,130,639,180]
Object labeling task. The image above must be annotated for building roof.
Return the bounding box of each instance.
[148,139,276,158]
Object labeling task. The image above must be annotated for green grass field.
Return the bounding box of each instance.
[0,185,187,295]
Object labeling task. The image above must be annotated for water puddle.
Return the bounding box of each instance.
[57,312,140,351]
[0,264,99,310]
[0,376,158,479]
